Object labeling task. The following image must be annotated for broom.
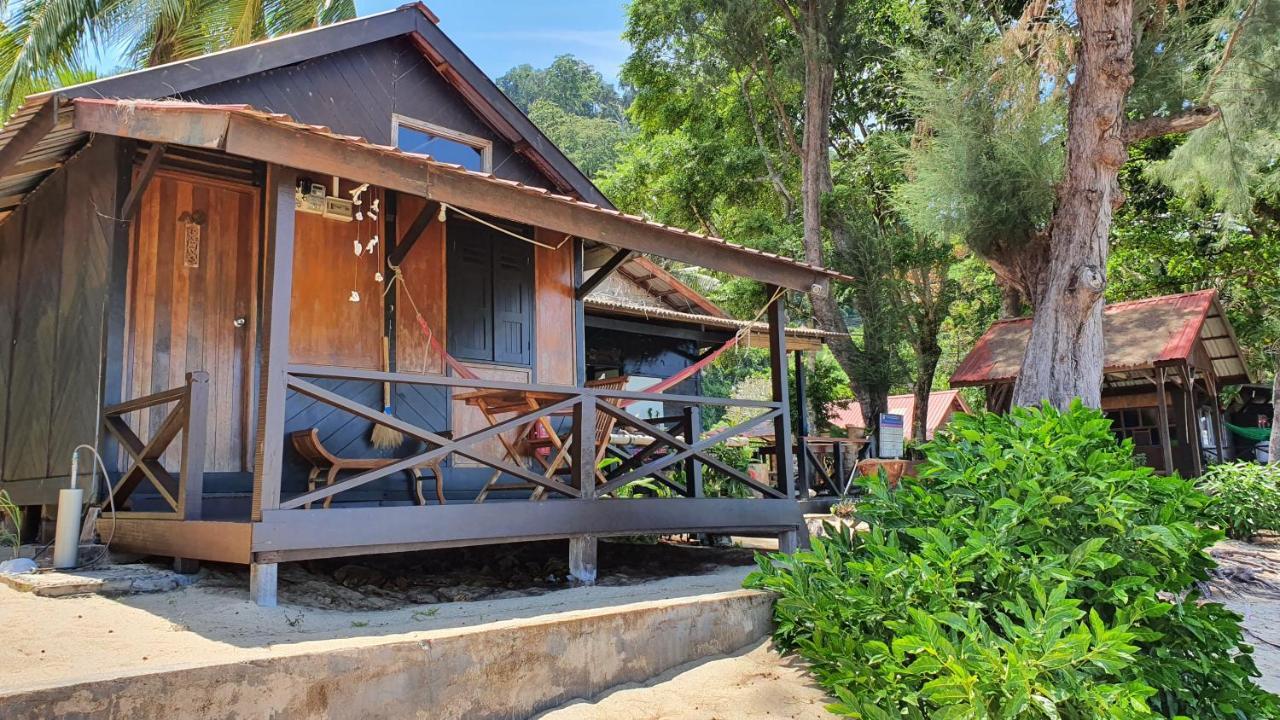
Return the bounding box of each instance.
[371,336,404,448]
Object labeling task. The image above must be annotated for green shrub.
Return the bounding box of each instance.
[1198,462,1280,540]
[0,490,19,558]
[747,402,1277,719]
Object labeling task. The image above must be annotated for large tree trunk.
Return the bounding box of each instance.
[912,339,943,448]
[1010,0,1135,410]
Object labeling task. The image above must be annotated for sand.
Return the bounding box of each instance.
[0,564,758,695]
[6,538,1280,719]
[536,640,834,720]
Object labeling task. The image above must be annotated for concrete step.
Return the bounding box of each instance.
[1,588,775,720]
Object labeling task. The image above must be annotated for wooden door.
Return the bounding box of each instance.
[124,172,259,473]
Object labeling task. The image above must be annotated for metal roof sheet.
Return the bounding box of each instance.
[950,290,1252,387]
[827,390,971,440]
[0,97,853,290]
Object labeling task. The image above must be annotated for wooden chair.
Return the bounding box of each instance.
[525,375,631,499]
[290,428,447,509]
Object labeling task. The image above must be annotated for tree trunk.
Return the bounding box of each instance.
[1000,283,1024,319]
[912,343,942,448]
[1010,0,1134,410]
[1269,358,1279,463]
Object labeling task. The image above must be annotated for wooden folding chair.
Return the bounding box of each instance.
[526,375,630,498]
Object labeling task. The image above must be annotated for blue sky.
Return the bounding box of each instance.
[88,1,633,85]
[364,0,631,82]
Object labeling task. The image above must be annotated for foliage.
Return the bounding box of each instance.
[0,0,355,114]
[1198,462,1280,541]
[527,99,630,179]
[748,403,1278,719]
[1110,137,1280,380]
[497,54,629,122]
[702,442,756,498]
[0,489,20,558]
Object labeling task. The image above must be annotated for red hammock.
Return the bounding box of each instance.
[412,312,740,402]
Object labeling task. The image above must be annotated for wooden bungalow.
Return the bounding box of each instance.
[0,4,850,604]
[950,290,1251,477]
[828,390,972,442]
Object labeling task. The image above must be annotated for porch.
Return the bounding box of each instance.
[0,98,853,603]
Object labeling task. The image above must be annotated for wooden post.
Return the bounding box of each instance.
[1184,366,1203,477]
[573,238,587,386]
[766,286,795,499]
[1208,373,1226,464]
[97,138,138,480]
[683,405,703,498]
[249,165,296,606]
[1154,367,1175,474]
[174,371,209,574]
[793,350,810,499]
[569,394,597,585]
[178,371,209,521]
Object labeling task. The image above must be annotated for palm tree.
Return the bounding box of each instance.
[0,0,355,117]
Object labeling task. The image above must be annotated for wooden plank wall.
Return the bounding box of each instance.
[184,37,545,186]
[0,139,123,503]
[288,189,384,369]
[535,227,576,386]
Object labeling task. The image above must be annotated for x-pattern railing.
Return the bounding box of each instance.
[101,371,209,518]
[283,364,789,508]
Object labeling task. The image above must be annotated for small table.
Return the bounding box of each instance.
[454,388,572,502]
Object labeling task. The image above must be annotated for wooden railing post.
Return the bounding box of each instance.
[766,285,795,500]
[177,371,209,521]
[793,349,810,499]
[250,164,297,607]
[569,393,598,585]
[683,405,703,498]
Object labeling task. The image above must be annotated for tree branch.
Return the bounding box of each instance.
[1121,105,1221,145]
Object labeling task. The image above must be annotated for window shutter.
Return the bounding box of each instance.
[446,227,493,362]
[492,236,533,366]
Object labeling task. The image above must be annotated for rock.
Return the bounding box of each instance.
[406,588,440,604]
[435,585,493,602]
[488,589,528,600]
[333,565,385,588]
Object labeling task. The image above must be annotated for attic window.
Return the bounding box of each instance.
[392,114,492,172]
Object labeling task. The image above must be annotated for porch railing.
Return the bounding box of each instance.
[100,371,210,519]
[279,364,791,510]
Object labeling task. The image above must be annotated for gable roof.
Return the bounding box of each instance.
[950,290,1252,387]
[25,2,608,207]
[828,391,971,440]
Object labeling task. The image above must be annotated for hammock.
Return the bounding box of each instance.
[388,264,779,403]
[1226,422,1274,443]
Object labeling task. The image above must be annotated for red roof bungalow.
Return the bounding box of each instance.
[951,290,1251,477]
[828,390,971,441]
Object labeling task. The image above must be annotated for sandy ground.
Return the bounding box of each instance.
[536,640,833,720]
[5,538,1280,719]
[0,564,757,694]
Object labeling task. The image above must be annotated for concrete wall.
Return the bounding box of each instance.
[1,589,775,719]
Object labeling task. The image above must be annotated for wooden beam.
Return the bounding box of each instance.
[767,286,796,499]
[252,165,298,521]
[1154,367,1175,474]
[73,102,841,291]
[254,498,806,557]
[0,98,59,178]
[575,248,632,299]
[386,199,438,267]
[119,143,166,221]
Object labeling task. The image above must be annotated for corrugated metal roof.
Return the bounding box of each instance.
[583,296,840,351]
[827,390,971,440]
[0,97,852,289]
[950,290,1252,387]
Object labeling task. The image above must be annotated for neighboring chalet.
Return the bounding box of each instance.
[951,290,1251,477]
[0,4,849,604]
[828,390,971,441]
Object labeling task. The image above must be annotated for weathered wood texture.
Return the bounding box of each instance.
[535,227,575,385]
[184,37,546,187]
[124,171,258,473]
[0,139,123,496]
[394,194,446,375]
[288,186,383,369]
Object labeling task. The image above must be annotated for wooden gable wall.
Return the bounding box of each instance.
[182,36,548,189]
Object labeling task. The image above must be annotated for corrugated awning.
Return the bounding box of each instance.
[950,290,1252,387]
[584,297,841,352]
[0,96,852,292]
